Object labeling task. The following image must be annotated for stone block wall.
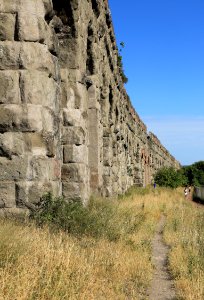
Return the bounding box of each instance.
[0,0,180,214]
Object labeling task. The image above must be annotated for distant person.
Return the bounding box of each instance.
[187,186,191,199]
[153,183,156,189]
[184,187,188,197]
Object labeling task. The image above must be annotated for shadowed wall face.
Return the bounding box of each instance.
[0,0,180,214]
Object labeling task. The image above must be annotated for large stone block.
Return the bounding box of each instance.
[20,70,58,108]
[24,132,47,156]
[18,0,45,17]
[19,43,58,79]
[0,42,21,70]
[62,182,87,202]
[62,127,86,145]
[0,13,15,41]
[0,1,17,13]
[0,132,25,158]
[0,156,28,181]
[16,181,61,207]
[63,109,83,127]
[30,157,60,181]
[17,12,40,42]
[0,104,43,132]
[0,181,16,208]
[61,163,86,183]
[0,70,20,104]
[63,145,87,164]
[41,107,55,133]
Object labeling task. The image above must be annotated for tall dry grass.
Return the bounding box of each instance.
[0,187,203,299]
[163,190,204,300]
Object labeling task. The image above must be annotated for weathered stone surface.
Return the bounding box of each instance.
[62,127,86,145]
[0,0,180,212]
[0,42,20,70]
[0,104,43,132]
[18,12,41,42]
[20,70,59,109]
[0,1,17,13]
[19,43,58,78]
[0,181,15,208]
[0,157,28,181]
[63,145,87,164]
[30,157,60,181]
[63,109,84,127]
[62,182,87,202]
[0,71,20,104]
[61,164,86,183]
[0,132,25,158]
[0,13,15,41]
[16,181,60,207]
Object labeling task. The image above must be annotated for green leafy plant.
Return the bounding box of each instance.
[31,193,146,242]
[117,41,128,84]
[154,167,187,188]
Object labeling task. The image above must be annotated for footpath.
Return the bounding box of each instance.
[148,215,177,300]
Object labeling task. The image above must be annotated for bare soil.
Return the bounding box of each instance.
[148,215,177,300]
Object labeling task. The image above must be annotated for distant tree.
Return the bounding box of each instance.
[182,161,204,186]
[154,167,187,188]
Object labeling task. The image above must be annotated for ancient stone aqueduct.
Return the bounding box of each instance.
[0,0,179,214]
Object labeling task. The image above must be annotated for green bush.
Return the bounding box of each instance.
[182,161,204,186]
[31,193,146,241]
[154,167,187,188]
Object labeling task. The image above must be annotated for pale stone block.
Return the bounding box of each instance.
[0,104,19,132]
[0,41,21,70]
[62,182,87,201]
[41,107,54,133]
[27,105,44,132]
[0,156,28,181]
[18,12,40,42]
[19,43,57,78]
[62,127,86,145]
[19,0,45,17]
[20,71,59,108]
[0,132,25,158]
[61,163,87,183]
[0,104,44,132]
[63,145,87,164]
[0,71,20,104]
[24,132,47,156]
[16,181,61,207]
[0,181,15,208]
[30,157,60,181]
[0,1,18,13]
[0,13,15,41]
[63,109,83,127]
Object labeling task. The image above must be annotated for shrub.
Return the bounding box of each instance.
[154,167,187,188]
[31,193,146,241]
[182,161,204,186]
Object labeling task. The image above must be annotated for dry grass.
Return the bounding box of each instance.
[163,189,204,300]
[0,187,203,299]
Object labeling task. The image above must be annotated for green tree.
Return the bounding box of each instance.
[154,167,187,188]
[182,161,204,186]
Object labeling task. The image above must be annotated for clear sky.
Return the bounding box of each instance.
[108,0,204,166]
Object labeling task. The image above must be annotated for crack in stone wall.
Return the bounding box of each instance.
[0,0,180,214]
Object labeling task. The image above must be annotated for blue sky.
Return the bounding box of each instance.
[108,0,204,165]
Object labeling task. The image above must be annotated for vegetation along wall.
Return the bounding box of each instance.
[0,0,180,215]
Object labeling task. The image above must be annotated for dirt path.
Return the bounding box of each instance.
[148,215,177,300]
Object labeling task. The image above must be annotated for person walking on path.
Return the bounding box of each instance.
[184,187,188,198]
